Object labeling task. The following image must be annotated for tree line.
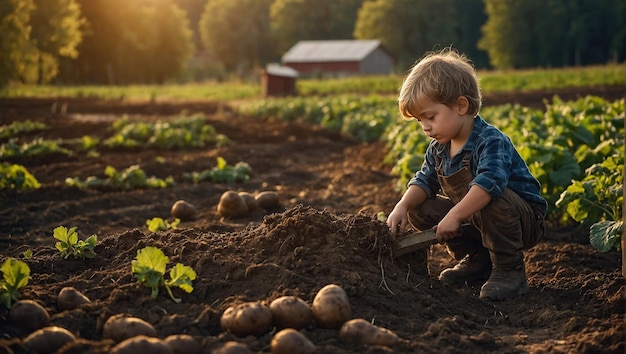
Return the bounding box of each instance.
[1,0,624,86]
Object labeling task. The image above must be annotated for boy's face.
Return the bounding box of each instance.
[410,97,469,144]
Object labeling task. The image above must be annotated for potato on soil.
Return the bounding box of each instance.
[270,328,315,354]
[164,334,201,354]
[23,326,76,353]
[339,318,400,347]
[220,301,273,337]
[171,200,197,221]
[217,191,249,218]
[213,341,252,354]
[102,314,156,342]
[110,335,172,354]
[269,296,312,329]
[238,192,259,212]
[311,284,351,329]
[57,286,91,311]
[9,299,50,332]
[254,191,280,210]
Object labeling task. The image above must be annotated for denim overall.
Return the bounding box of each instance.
[408,152,545,270]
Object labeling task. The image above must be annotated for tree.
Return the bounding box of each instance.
[199,0,273,77]
[270,0,363,54]
[0,0,36,87]
[60,0,194,84]
[354,0,458,71]
[29,0,84,84]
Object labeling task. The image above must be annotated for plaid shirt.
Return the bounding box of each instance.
[409,116,548,214]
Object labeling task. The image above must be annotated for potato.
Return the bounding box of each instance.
[110,335,172,354]
[171,200,197,221]
[254,191,280,210]
[212,341,252,354]
[220,301,272,337]
[311,284,351,329]
[24,326,76,353]
[164,334,201,354]
[238,192,259,212]
[217,191,249,218]
[102,314,157,342]
[339,318,400,347]
[58,286,91,311]
[9,299,50,332]
[270,328,315,354]
[269,296,312,329]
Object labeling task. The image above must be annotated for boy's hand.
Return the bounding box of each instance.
[435,217,463,242]
[387,206,409,238]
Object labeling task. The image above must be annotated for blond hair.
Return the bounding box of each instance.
[398,48,482,119]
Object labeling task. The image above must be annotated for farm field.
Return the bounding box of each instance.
[0,85,624,353]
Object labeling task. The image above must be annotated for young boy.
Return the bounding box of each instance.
[386,49,547,301]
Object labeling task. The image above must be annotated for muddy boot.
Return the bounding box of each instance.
[439,249,491,285]
[479,263,529,301]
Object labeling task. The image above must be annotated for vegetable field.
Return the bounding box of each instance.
[0,88,623,353]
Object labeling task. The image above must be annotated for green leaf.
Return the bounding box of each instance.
[0,258,30,308]
[589,220,623,252]
[166,263,196,294]
[133,247,168,274]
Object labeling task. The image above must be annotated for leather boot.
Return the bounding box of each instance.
[479,263,529,301]
[439,249,491,285]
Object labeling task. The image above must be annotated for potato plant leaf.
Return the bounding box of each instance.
[132,246,195,302]
[53,226,98,259]
[589,220,623,252]
[0,258,30,308]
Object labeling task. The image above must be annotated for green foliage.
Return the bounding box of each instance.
[0,120,47,138]
[185,157,252,184]
[556,154,623,252]
[66,165,174,190]
[131,246,196,303]
[237,95,399,142]
[0,137,72,158]
[53,226,97,259]
[146,217,180,233]
[104,115,226,150]
[0,258,30,309]
[0,163,40,190]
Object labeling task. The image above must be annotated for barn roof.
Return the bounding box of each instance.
[282,40,383,63]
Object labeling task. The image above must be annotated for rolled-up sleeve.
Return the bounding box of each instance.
[469,136,511,199]
[408,143,440,198]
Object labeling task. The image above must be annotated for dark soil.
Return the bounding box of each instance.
[0,86,623,354]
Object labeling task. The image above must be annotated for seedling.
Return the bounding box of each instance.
[0,258,30,309]
[53,226,98,259]
[131,246,196,303]
[146,217,180,232]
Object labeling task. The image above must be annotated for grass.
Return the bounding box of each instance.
[0,63,623,101]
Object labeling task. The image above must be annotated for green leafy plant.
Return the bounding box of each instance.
[556,154,623,252]
[131,246,196,303]
[184,157,252,184]
[53,226,98,259]
[0,163,40,190]
[0,120,47,139]
[66,165,174,190]
[0,258,30,309]
[146,217,180,232]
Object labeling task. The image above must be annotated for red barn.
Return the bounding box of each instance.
[262,64,298,97]
[282,39,394,78]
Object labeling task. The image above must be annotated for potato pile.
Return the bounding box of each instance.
[219,283,402,353]
[7,281,400,352]
[217,190,280,218]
